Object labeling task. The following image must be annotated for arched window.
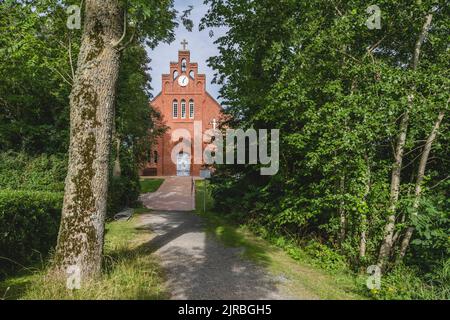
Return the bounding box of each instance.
[181,59,187,72]
[189,70,195,79]
[153,151,158,164]
[173,70,178,80]
[181,99,186,119]
[172,100,178,118]
[189,100,194,119]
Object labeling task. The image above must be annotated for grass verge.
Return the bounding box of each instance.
[139,178,164,193]
[195,180,367,300]
[0,209,167,300]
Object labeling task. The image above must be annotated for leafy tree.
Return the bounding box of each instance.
[0,0,80,153]
[203,0,448,284]
[53,0,185,281]
[0,0,189,282]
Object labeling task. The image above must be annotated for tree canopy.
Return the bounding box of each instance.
[203,0,449,298]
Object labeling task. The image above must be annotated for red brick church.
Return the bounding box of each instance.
[142,40,222,177]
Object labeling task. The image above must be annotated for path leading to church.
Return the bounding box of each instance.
[137,177,299,300]
[139,176,195,211]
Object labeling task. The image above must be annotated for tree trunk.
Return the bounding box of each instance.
[338,175,346,245]
[359,155,371,261]
[397,110,445,262]
[377,106,410,269]
[54,0,123,282]
[377,13,433,270]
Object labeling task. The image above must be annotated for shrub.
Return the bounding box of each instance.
[0,190,63,277]
[107,176,140,219]
[369,263,450,300]
[304,241,348,272]
[0,152,67,192]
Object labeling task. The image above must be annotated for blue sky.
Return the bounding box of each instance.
[146,0,226,102]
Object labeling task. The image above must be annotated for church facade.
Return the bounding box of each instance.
[142,42,222,177]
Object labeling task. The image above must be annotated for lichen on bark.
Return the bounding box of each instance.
[53,0,123,282]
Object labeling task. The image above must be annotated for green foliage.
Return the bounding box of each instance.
[115,43,167,167]
[0,190,63,277]
[107,176,140,219]
[409,196,450,271]
[204,0,449,299]
[0,0,175,157]
[304,241,348,272]
[0,152,67,192]
[0,1,80,154]
[369,262,450,300]
[195,180,365,299]
[107,148,141,218]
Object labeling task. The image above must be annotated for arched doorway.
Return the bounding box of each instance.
[176,152,191,176]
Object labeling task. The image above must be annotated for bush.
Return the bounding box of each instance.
[0,152,67,192]
[0,151,140,219]
[304,240,348,272]
[369,263,450,300]
[107,176,140,219]
[0,190,63,277]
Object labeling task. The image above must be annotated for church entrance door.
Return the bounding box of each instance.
[176,152,191,176]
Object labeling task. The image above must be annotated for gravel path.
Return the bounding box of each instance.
[137,210,295,300]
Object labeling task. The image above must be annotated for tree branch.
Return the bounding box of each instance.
[50,67,73,86]
[112,7,127,48]
[118,27,136,52]
[411,13,433,70]
[68,36,75,80]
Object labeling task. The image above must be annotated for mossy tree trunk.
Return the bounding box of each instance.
[54,0,123,282]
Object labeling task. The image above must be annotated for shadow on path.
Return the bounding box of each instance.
[136,211,293,300]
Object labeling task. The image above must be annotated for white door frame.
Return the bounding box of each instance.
[176,152,191,176]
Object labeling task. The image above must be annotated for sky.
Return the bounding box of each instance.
[146,0,226,102]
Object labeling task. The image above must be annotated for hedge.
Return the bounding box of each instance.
[0,152,67,192]
[0,190,63,276]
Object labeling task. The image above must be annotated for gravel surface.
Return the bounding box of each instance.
[138,211,296,300]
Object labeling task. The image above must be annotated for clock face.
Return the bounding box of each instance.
[178,75,189,87]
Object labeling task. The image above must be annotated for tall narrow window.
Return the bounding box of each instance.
[181,59,187,72]
[172,100,178,118]
[153,151,158,164]
[181,99,186,119]
[189,100,194,119]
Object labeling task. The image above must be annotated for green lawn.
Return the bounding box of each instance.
[0,209,167,300]
[194,180,367,300]
[139,178,164,193]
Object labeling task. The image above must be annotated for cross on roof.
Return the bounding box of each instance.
[181,39,188,50]
[210,118,218,130]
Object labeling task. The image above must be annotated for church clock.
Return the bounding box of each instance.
[178,75,189,87]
